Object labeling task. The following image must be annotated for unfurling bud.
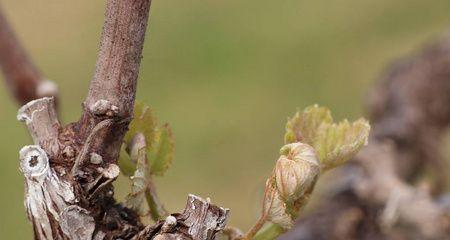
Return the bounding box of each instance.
[253,105,370,236]
[275,143,320,201]
[264,142,320,229]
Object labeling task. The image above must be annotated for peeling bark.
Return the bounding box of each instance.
[10,0,232,239]
[133,195,229,240]
[12,0,154,237]
[17,95,231,240]
[19,145,93,240]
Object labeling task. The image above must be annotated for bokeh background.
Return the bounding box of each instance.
[1,0,450,238]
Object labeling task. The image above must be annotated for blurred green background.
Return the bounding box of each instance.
[1,0,450,238]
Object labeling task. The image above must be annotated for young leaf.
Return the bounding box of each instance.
[148,124,174,176]
[118,146,135,176]
[119,101,175,177]
[247,106,370,240]
[285,105,370,170]
[285,105,332,145]
[124,101,157,152]
[315,118,370,170]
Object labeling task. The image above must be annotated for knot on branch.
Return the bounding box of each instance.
[90,99,119,117]
[19,145,49,180]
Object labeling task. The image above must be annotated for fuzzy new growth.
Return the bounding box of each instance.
[244,106,370,240]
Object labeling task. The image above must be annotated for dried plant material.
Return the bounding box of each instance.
[8,0,201,239]
[183,194,230,240]
[19,145,89,240]
[60,206,96,240]
[16,97,60,157]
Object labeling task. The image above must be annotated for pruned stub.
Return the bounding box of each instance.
[17,97,98,240]
[183,194,230,240]
[20,145,96,240]
[135,195,230,240]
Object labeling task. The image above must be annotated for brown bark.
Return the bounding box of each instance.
[10,0,450,239]
[280,33,450,240]
[133,195,229,240]
[64,2,156,235]
[0,6,57,105]
[9,0,230,239]
[75,0,153,166]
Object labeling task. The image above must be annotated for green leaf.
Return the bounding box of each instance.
[119,101,174,216]
[119,101,175,177]
[118,146,135,176]
[315,118,370,170]
[148,124,174,176]
[253,223,285,240]
[124,101,157,152]
[285,105,332,145]
[285,105,370,170]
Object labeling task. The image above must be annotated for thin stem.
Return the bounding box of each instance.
[243,215,268,240]
[243,180,274,240]
[252,223,285,240]
[127,133,168,221]
[145,180,168,221]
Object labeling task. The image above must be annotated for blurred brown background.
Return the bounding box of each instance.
[1,0,450,238]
